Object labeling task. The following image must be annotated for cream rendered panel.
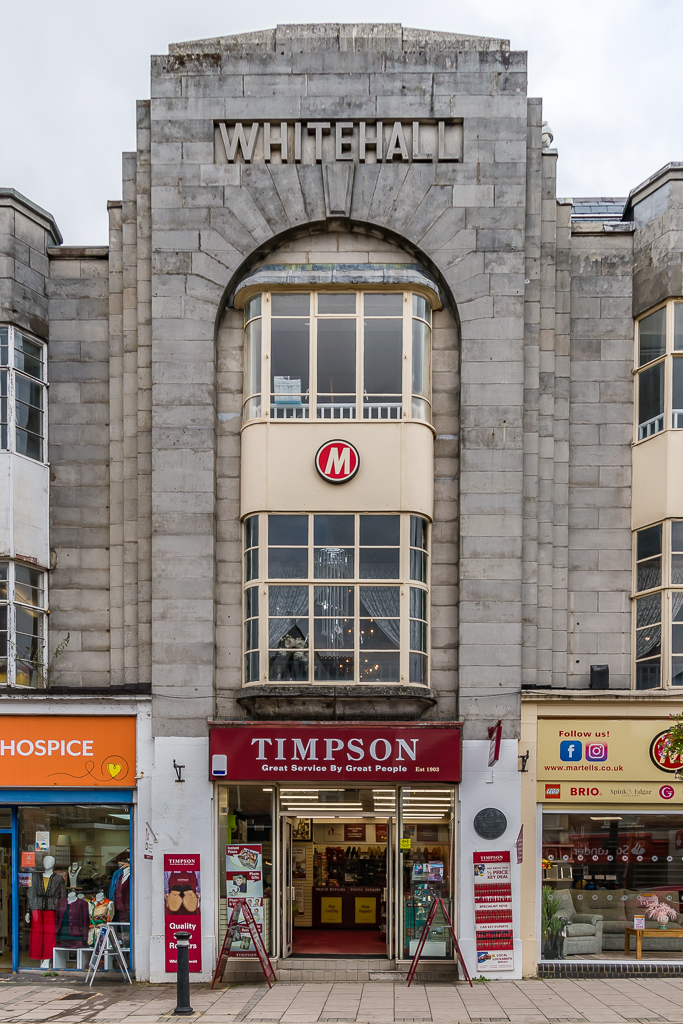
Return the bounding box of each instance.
[0,452,50,565]
[632,430,683,530]
[241,421,434,518]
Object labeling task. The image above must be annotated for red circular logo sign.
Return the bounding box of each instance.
[650,730,683,773]
[315,440,360,484]
[660,785,675,800]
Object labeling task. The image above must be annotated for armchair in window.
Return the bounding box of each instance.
[552,888,603,956]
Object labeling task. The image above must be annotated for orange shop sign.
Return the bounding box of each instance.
[0,716,136,787]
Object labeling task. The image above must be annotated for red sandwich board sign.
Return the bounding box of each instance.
[212,900,276,989]
[315,439,360,483]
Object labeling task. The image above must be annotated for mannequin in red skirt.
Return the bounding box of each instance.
[26,856,66,967]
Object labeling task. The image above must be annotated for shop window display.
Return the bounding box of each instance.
[217,787,273,955]
[18,805,131,969]
[399,788,454,959]
[543,812,683,957]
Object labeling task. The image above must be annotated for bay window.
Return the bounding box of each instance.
[0,561,47,688]
[241,290,432,424]
[243,513,430,686]
[635,302,683,441]
[633,520,683,689]
[0,326,47,461]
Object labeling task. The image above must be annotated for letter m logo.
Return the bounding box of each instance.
[325,447,350,477]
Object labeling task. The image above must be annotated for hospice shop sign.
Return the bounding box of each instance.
[0,716,136,787]
[209,723,462,783]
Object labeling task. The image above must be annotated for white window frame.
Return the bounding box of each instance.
[634,300,683,444]
[0,324,48,463]
[0,559,48,689]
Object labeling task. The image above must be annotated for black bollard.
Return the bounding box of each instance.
[172,931,193,1016]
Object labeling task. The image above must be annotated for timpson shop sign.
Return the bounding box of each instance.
[537,717,683,804]
[209,723,462,783]
[215,119,463,165]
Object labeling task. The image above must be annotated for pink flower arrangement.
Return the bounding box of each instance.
[638,895,678,925]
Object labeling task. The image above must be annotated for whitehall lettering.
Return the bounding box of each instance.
[215,120,463,165]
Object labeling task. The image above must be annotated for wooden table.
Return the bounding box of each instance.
[624,926,683,959]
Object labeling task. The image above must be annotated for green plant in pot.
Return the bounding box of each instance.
[541,886,566,959]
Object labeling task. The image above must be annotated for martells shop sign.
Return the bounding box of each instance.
[209,723,462,783]
[215,120,463,165]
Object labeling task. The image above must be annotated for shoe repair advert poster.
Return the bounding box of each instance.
[164,854,201,972]
[473,851,514,971]
[226,845,264,957]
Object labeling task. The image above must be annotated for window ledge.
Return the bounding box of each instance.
[236,683,436,721]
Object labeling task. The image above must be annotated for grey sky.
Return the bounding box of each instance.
[1,0,679,245]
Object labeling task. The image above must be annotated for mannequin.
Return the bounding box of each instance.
[26,855,66,967]
[55,889,88,949]
[68,863,82,887]
[87,889,114,946]
[109,852,130,923]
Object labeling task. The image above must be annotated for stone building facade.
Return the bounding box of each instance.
[1,23,682,982]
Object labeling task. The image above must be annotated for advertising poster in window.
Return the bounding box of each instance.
[226,845,264,958]
[473,851,514,971]
[164,854,202,973]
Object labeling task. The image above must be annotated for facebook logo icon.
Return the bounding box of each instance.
[560,741,583,761]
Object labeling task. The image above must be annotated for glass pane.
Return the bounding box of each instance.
[16,430,42,461]
[675,304,683,351]
[360,515,400,546]
[244,294,262,322]
[269,649,309,681]
[271,293,309,316]
[410,619,428,653]
[269,515,307,546]
[672,623,683,654]
[637,524,662,560]
[359,548,400,579]
[314,515,354,546]
[636,661,660,689]
[360,587,400,619]
[411,516,428,551]
[314,547,354,579]
[673,521,683,552]
[245,617,258,652]
[673,657,683,686]
[19,805,132,968]
[244,548,258,582]
[244,319,261,404]
[15,566,43,607]
[409,652,428,683]
[672,554,683,586]
[636,624,661,659]
[637,557,661,592]
[410,587,427,621]
[364,319,402,397]
[268,548,308,579]
[364,294,402,317]
[359,652,399,681]
[0,564,7,601]
[636,592,661,629]
[244,515,259,551]
[0,327,7,365]
[314,618,353,648]
[313,652,354,681]
[400,787,454,960]
[316,319,356,405]
[314,585,354,617]
[360,618,400,650]
[14,334,44,380]
[269,618,308,649]
[673,358,683,423]
[410,549,428,583]
[638,362,664,434]
[269,586,309,617]
[244,585,258,619]
[245,650,260,682]
[639,307,666,366]
[318,293,355,314]
[412,295,431,324]
[412,319,430,400]
[219,786,274,953]
[271,319,309,412]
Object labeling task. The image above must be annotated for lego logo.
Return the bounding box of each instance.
[315,440,360,483]
[545,784,561,799]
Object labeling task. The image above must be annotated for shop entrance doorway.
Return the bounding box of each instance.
[280,790,395,959]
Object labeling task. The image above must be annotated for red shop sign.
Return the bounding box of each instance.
[315,439,360,483]
[209,722,462,783]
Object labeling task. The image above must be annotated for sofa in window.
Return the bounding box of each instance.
[569,889,683,952]
[552,888,603,956]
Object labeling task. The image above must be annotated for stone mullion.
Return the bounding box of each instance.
[137,100,153,687]
[122,152,139,684]
[522,98,542,685]
[552,202,572,685]
[537,149,558,686]
[108,200,124,686]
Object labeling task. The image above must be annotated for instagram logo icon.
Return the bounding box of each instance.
[586,742,608,762]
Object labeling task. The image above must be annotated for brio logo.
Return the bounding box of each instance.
[315,439,360,483]
[545,784,561,799]
[585,742,608,762]
[570,787,600,796]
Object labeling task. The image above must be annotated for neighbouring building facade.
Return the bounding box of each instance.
[0,23,682,982]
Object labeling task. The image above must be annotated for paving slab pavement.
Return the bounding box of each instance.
[1,979,683,1024]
